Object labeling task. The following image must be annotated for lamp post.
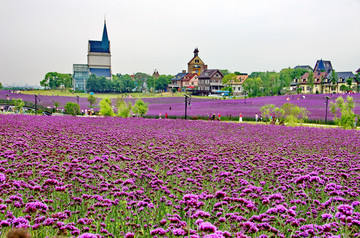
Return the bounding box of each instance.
[325,96,330,123]
[184,93,191,120]
[34,94,40,111]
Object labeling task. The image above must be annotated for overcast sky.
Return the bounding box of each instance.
[1,0,359,86]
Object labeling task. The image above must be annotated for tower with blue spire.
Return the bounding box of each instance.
[87,20,112,79]
[101,20,109,52]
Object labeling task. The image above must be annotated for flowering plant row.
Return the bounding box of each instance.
[0,115,359,237]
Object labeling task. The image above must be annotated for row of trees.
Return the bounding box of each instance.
[85,73,174,93]
[40,72,72,89]
[40,71,173,93]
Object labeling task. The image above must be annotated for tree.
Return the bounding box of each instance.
[87,94,97,108]
[116,99,133,118]
[346,78,353,92]
[99,98,114,116]
[12,99,25,113]
[0,82,2,90]
[354,72,360,93]
[275,103,309,126]
[329,70,338,93]
[86,74,99,92]
[222,73,237,85]
[219,69,231,76]
[134,72,150,92]
[156,75,173,91]
[260,104,276,123]
[64,102,80,116]
[133,99,148,116]
[243,77,263,97]
[53,101,59,111]
[330,96,356,129]
[42,72,72,89]
[340,84,348,92]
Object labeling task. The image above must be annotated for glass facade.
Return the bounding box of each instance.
[73,64,89,91]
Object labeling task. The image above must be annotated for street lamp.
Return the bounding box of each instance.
[184,93,191,119]
[34,94,41,111]
[325,96,330,123]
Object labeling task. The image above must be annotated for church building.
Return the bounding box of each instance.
[73,20,112,91]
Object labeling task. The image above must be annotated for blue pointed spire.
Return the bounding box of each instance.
[317,59,325,72]
[101,20,109,52]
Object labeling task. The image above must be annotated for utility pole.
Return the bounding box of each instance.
[325,96,330,123]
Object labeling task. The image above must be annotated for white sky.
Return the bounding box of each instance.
[0,0,359,86]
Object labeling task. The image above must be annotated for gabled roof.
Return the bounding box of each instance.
[90,68,111,78]
[300,71,327,84]
[182,73,198,81]
[198,69,224,79]
[314,59,333,73]
[171,72,187,81]
[294,65,313,71]
[230,75,248,85]
[325,71,355,82]
[356,68,360,73]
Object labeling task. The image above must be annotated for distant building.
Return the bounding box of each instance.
[73,64,89,91]
[187,48,207,76]
[73,20,112,91]
[294,65,313,72]
[87,20,111,79]
[152,69,160,79]
[230,74,248,95]
[292,71,327,94]
[181,73,199,91]
[323,71,356,93]
[168,71,187,91]
[198,69,224,95]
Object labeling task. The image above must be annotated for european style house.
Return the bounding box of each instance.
[291,59,358,94]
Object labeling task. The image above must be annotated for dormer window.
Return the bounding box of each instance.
[195,60,199,63]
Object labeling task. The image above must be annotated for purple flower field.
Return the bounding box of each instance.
[0,115,360,237]
[1,90,360,120]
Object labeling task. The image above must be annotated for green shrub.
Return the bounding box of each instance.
[99,98,114,116]
[330,96,356,129]
[133,99,148,117]
[64,102,80,116]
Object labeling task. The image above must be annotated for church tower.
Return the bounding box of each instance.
[187,48,207,76]
[87,20,112,79]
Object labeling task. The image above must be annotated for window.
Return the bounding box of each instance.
[195,60,199,63]
[238,87,241,91]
